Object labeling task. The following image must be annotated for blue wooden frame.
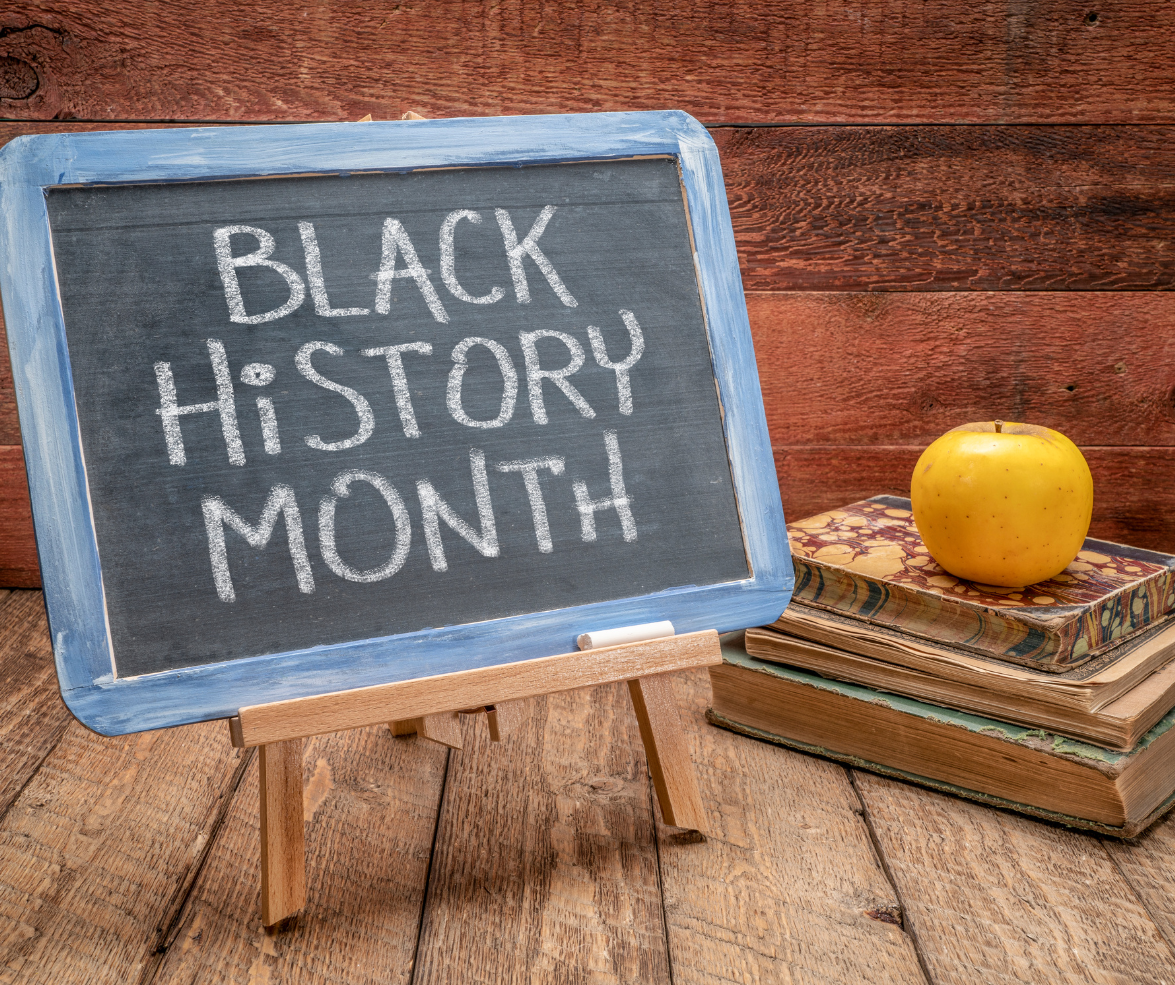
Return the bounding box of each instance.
[0,110,792,736]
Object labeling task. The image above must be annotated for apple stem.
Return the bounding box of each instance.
[994,420,1004,433]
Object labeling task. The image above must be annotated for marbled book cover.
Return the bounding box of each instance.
[786,496,1175,671]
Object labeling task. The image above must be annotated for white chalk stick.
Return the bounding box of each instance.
[577,620,675,651]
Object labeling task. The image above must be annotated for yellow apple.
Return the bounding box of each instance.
[910,421,1094,588]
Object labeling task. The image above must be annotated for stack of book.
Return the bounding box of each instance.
[709,495,1175,837]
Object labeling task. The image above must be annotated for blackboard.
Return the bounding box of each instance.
[47,159,747,677]
[0,112,791,734]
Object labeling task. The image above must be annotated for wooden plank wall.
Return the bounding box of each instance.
[2,1,1173,587]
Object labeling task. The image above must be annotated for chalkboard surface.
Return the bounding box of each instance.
[1,113,790,734]
[46,158,748,677]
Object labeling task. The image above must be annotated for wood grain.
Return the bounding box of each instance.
[235,631,721,747]
[258,740,305,928]
[0,718,248,983]
[0,590,70,818]
[627,674,707,831]
[0,446,36,588]
[752,292,1175,448]
[1,3,1173,124]
[654,669,926,984]
[718,126,1175,291]
[853,771,1175,984]
[412,712,464,750]
[755,291,1175,570]
[1105,814,1175,952]
[0,312,15,445]
[151,724,448,985]
[412,685,672,985]
[486,699,522,742]
[775,446,1175,555]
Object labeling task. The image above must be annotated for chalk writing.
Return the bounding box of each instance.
[154,206,653,600]
[48,158,749,675]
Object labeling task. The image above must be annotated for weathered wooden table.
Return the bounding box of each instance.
[3,587,1173,984]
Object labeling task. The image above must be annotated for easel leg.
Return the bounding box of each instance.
[627,674,707,832]
[394,705,520,744]
[415,712,463,748]
[486,699,522,742]
[389,712,463,749]
[259,739,306,927]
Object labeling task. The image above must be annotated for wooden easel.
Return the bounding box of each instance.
[223,111,724,927]
[227,627,721,926]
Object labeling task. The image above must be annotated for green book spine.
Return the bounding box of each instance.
[709,640,1175,838]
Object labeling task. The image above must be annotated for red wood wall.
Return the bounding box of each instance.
[2,2,1173,586]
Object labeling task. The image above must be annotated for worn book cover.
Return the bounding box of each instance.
[787,495,1175,671]
[767,603,1175,714]
[745,620,1175,750]
[709,637,1175,837]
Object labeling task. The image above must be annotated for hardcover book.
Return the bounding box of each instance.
[746,613,1175,750]
[769,603,1175,714]
[709,637,1175,837]
[787,496,1175,671]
